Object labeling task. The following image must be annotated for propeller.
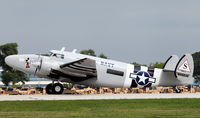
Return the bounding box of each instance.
[34,55,43,76]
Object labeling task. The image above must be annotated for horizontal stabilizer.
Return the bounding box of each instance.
[163,55,179,72]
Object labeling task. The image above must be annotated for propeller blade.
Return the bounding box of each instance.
[34,67,38,76]
[38,57,43,71]
[34,55,42,76]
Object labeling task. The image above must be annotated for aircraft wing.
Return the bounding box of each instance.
[48,58,97,82]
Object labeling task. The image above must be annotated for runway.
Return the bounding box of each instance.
[0,93,200,101]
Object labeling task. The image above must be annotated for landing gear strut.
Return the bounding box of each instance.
[45,83,64,94]
[175,86,182,93]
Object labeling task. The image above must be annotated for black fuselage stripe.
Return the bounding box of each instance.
[134,65,141,73]
[148,67,154,77]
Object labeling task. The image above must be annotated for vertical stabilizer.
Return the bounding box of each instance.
[163,55,179,72]
[175,54,194,79]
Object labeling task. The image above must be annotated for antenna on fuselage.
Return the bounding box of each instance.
[60,47,65,52]
[72,49,77,53]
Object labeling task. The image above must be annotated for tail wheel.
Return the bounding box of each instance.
[52,83,64,94]
[175,88,182,93]
[46,84,53,94]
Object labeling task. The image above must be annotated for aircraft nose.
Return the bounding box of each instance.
[5,55,18,67]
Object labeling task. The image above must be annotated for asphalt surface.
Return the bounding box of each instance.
[0,93,200,101]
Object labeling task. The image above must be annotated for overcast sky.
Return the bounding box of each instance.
[0,0,200,65]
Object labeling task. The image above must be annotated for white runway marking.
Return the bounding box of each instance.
[0,93,200,101]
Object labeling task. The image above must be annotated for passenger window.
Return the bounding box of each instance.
[61,55,64,59]
[107,69,124,76]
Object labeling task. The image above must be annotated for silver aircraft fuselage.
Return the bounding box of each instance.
[5,49,194,88]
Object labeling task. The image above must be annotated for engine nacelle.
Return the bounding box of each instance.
[38,58,60,77]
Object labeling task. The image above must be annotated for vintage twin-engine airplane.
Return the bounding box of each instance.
[5,48,194,94]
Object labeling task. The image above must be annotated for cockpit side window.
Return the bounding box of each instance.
[52,53,64,59]
[56,54,64,59]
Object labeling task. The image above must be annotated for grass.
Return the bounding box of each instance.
[0,99,199,118]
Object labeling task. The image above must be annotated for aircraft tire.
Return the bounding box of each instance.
[46,84,53,94]
[52,83,64,94]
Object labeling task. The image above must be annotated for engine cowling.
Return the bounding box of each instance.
[37,57,60,77]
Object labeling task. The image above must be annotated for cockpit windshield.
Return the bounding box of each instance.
[41,52,53,57]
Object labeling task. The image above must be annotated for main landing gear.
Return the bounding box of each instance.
[45,83,64,94]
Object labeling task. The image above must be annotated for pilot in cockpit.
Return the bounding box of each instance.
[50,53,64,59]
[52,53,57,57]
